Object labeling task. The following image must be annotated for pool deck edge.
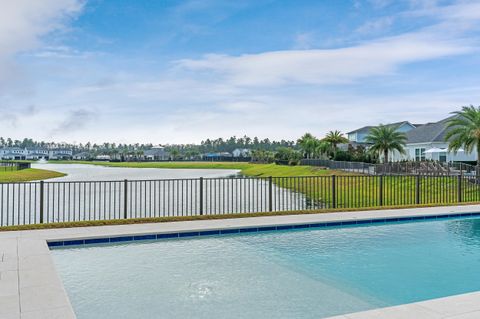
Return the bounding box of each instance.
[2,204,480,319]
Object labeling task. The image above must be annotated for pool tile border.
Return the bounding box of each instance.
[47,211,480,248]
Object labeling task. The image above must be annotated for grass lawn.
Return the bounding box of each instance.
[0,168,66,182]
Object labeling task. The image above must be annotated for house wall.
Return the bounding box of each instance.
[390,142,477,162]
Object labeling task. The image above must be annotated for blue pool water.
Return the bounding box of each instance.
[51,216,480,318]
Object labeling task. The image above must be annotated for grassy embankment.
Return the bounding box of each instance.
[0,168,66,182]
[49,160,480,207]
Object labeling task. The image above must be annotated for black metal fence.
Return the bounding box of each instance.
[1,175,480,227]
[0,162,31,172]
[301,159,479,176]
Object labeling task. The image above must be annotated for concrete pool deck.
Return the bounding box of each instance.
[2,205,480,318]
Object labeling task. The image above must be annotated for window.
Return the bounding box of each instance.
[415,148,426,161]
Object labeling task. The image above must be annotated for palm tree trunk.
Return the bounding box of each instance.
[384,150,389,163]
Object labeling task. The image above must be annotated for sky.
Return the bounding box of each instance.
[1,0,480,144]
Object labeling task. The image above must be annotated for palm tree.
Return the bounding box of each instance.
[297,133,319,158]
[365,125,406,163]
[313,140,331,158]
[323,130,348,156]
[445,105,480,168]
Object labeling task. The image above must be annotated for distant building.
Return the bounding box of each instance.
[232,148,251,157]
[49,149,73,160]
[0,147,28,160]
[95,155,111,161]
[0,147,72,160]
[73,152,92,160]
[144,145,170,161]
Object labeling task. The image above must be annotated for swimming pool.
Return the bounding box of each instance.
[51,216,480,319]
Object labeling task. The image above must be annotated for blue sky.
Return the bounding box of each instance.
[1,0,480,144]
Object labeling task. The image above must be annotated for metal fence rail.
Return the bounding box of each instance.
[301,159,479,176]
[1,175,480,227]
[0,161,31,172]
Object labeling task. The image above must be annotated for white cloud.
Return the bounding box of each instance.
[0,0,83,89]
[177,31,471,87]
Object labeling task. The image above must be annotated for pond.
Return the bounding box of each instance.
[32,163,240,181]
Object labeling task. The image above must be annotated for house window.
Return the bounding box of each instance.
[415,148,426,161]
[439,152,447,162]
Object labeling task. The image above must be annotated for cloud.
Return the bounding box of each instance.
[355,16,395,35]
[177,31,471,86]
[51,108,96,134]
[0,0,83,89]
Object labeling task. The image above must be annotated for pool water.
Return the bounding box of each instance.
[51,217,480,319]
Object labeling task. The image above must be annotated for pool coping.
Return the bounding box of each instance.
[2,204,480,319]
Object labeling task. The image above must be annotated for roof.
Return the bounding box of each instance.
[347,121,414,135]
[405,116,456,144]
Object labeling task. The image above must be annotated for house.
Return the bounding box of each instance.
[73,152,92,160]
[232,148,251,157]
[144,145,170,161]
[49,149,73,160]
[25,148,49,160]
[390,116,477,163]
[347,121,417,144]
[0,147,72,160]
[0,147,28,160]
[95,155,111,161]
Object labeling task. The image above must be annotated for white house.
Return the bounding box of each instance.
[48,149,73,160]
[232,148,251,157]
[0,147,72,160]
[95,154,111,161]
[391,116,477,163]
[73,152,92,160]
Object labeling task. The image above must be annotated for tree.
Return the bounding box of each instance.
[445,105,480,168]
[365,125,406,163]
[323,130,348,156]
[297,133,319,158]
[313,140,331,158]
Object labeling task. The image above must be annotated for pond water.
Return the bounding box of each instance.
[31,163,240,181]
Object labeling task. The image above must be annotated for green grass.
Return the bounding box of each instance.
[1,202,478,232]
[0,168,66,182]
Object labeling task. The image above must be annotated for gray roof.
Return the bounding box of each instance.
[347,121,414,135]
[405,116,456,144]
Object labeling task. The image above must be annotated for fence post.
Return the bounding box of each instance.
[415,175,421,205]
[199,177,204,215]
[123,179,128,219]
[379,175,384,206]
[39,181,44,224]
[332,175,337,209]
[268,176,273,212]
[457,174,462,203]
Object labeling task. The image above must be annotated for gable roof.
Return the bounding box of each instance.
[405,116,456,144]
[347,121,414,135]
